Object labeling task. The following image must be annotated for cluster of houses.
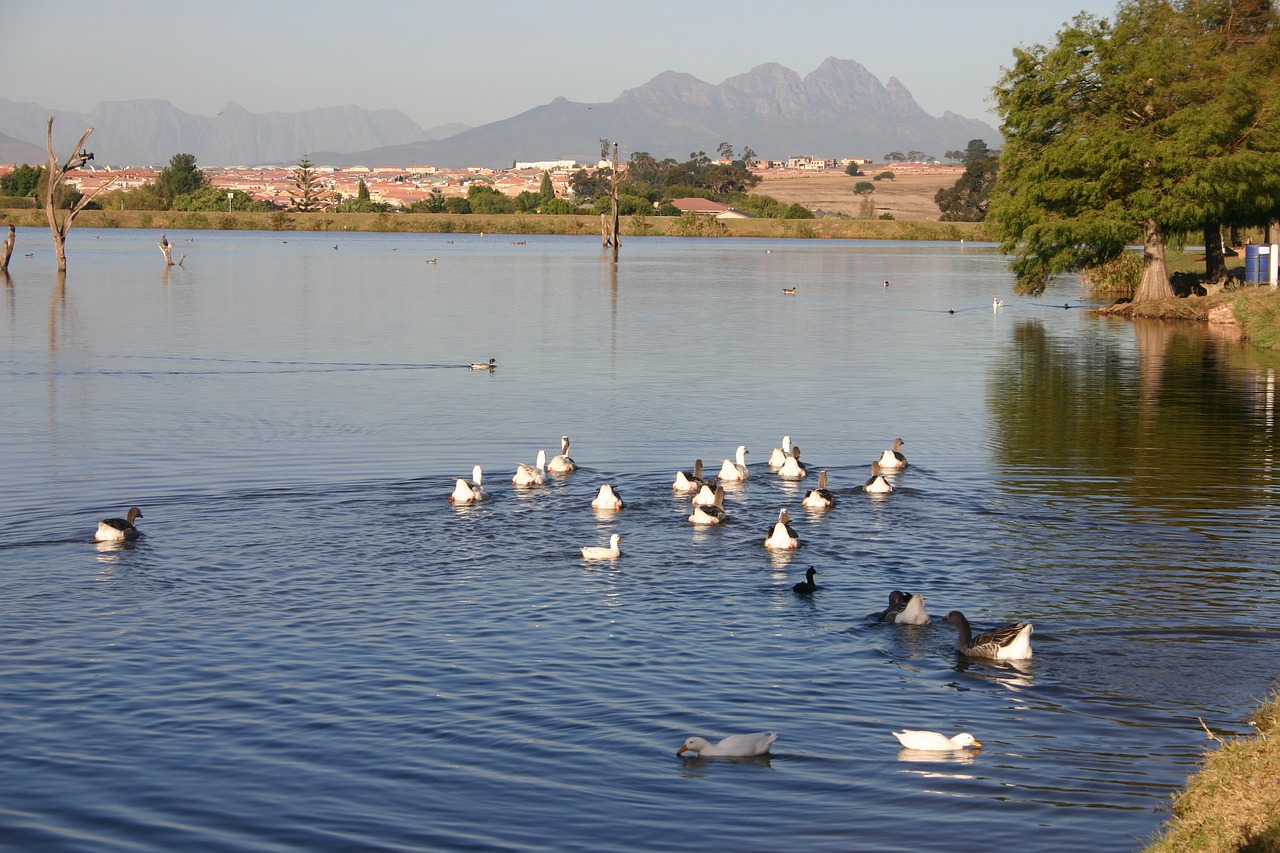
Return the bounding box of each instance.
[1,154,951,216]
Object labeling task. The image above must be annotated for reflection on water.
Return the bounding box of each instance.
[1,230,1277,852]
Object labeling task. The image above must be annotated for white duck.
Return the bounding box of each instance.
[879,590,931,625]
[763,508,799,550]
[717,445,750,482]
[767,435,792,469]
[892,730,982,751]
[469,358,496,370]
[581,533,622,560]
[95,506,143,542]
[690,481,721,507]
[877,437,908,470]
[449,465,488,503]
[677,731,777,757]
[688,486,727,525]
[672,459,704,493]
[591,483,624,510]
[802,470,836,509]
[943,611,1034,660]
[777,446,807,479]
[863,461,893,494]
[512,449,547,486]
[547,435,577,473]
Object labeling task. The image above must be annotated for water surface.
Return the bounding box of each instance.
[2,228,1278,851]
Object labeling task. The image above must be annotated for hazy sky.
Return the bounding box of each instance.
[5,0,1120,131]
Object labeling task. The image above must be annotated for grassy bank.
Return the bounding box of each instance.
[1,207,989,242]
[1143,693,1280,852]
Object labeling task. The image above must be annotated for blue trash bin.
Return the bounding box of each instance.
[1245,244,1261,283]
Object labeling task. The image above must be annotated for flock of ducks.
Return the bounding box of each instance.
[93,426,1031,763]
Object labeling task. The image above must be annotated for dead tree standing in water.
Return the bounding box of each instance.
[43,116,115,272]
[158,234,185,267]
[0,225,14,272]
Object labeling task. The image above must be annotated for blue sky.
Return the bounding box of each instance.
[5,0,1120,131]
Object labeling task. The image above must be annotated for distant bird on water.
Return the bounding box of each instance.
[95,506,143,542]
[470,358,496,370]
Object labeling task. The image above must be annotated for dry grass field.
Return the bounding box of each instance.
[751,167,965,221]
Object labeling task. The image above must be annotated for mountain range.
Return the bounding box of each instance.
[0,58,997,169]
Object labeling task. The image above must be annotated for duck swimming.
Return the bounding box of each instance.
[763,508,800,550]
[469,358,496,370]
[672,459,704,493]
[877,438,907,470]
[677,731,777,757]
[512,449,547,486]
[879,590,930,625]
[688,486,727,525]
[449,465,488,503]
[547,436,577,473]
[717,445,750,482]
[801,470,835,509]
[95,506,143,542]
[892,730,981,751]
[777,446,807,479]
[863,461,893,494]
[767,435,792,469]
[591,483,624,510]
[581,533,622,560]
[791,567,818,594]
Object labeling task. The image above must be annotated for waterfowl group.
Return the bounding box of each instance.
[94,506,143,542]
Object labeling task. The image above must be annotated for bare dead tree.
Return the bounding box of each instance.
[0,225,14,271]
[44,116,115,272]
[157,233,184,266]
[601,143,621,254]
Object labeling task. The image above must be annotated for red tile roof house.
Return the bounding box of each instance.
[669,198,753,219]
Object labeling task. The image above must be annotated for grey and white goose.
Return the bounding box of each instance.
[863,461,893,494]
[776,446,807,479]
[763,508,800,550]
[547,435,577,473]
[688,485,727,525]
[943,610,1034,660]
[877,437,907,470]
[673,459,704,493]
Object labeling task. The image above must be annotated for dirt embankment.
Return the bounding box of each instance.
[750,167,964,221]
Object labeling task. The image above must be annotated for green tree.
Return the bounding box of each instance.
[467,184,515,214]
[963,139,992,164]
[538,171,554,202]
[989,1,1280,301]
[0,164,43,197]
[884,151,906,162]
[844,163,863,177]
[155,153,207,208]
[289,157,326,211]
[935,156,999,221]
[853,181,875,196]
[172,187,271,212]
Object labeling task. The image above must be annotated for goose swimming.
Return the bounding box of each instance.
[877,438,907,470]
[763,508,800,550]
[717,445,750,482]
[449,465,488,503]
[673,459,704,493]
[95,506,143,542]
[892,730,981,751]
[863,461,893,494]
[580,533,622,560]
[688,485,727,525]
[469,358,496,370]
[878,590,930,625]
[801,470,836,509]
[512,449,547,486]
[767,435,792,469]
[777,446,807,479]
[677,731,777,757]
[591,483,624,510]
[547,436,577,473]
[943,611,1033,660]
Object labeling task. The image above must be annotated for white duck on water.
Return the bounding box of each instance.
[943,610,1034,660]
[449,466,488,503]
[95,506,143,542]
[580,533,622,560]
[776,446,807,479]
[547,435,577,473]
[677,731,777,757]
[767,435,792,469]
[717,445,750,482]
[591,483,624,510]
[892,730,981,751]
[863,461,893,494]
[512,449,547,486]
[688,485,727,525]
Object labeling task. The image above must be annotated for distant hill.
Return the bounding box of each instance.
[0,58,997,169]
[0,98,455,167]
[0,130,44,166]
[316,58,999,169]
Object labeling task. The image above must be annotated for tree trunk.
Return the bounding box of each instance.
[1202,220,1227,290]
[159,234,175,265]
[0,224,13,271]
[42,116,113,273]
[1133,218,1175,303]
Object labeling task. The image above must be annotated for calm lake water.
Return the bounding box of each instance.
[2,228,1278,852]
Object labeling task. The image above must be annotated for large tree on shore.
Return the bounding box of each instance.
[988,0,1280,301]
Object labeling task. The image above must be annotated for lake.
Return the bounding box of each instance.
[2,227,1278,852]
